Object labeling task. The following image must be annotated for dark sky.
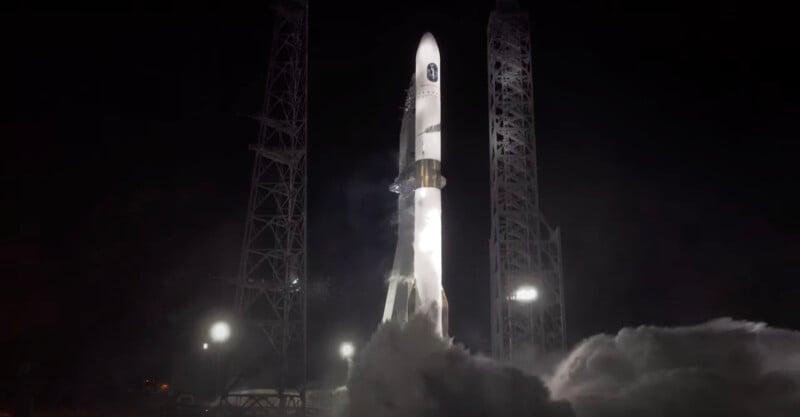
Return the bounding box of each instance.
[4,0,797,396]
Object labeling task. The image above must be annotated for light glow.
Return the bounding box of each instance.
[512,285,538,302]
[339,342,355,359]
[202,342,209,350]
[210,321,231,343]
[414,188,443,336]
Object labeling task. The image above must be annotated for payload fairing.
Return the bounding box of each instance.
[382,33,448,337]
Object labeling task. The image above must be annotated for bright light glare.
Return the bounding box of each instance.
[415,193,442,255]
[339,342,355,359]
[413,189,444,336]
[202,342,209,350]
[210,321,231,343]
[513,285,538,302]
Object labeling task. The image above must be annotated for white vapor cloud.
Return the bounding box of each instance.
[550,318,800,417]
[346,316,572,417]
[344,317,800,417]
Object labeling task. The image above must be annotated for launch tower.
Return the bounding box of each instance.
[233,0,308,410]
[488,0,565,360]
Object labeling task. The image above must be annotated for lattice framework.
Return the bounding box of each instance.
[234,0,308,406]
[488,4,565,360]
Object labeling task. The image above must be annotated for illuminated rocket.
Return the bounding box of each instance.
[382,33,448,337]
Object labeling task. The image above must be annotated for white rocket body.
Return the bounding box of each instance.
[381,33,446,338]
[413,33,443,336]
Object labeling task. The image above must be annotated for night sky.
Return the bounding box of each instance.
[4,0,797,399]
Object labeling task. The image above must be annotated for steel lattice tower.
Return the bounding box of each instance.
[235,0,307,406]
[488,0,565,360]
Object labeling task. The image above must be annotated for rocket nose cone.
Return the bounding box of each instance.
[420,32,437,47]
[416,32,440,62]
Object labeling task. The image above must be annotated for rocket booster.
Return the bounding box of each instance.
[413,33,445,336]
[381,33,447,338]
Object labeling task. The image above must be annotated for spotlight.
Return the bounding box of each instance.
[210,321,231,343]
[512,285,538,302]
[339,342,355,359]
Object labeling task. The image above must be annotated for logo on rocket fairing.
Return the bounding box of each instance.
[427,63,438,82]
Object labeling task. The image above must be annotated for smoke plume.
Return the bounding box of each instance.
[551,318,800,417]
[344,316,800,417]
[346,316,573,417]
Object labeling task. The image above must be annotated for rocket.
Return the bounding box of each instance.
[412,33,445,336]
[383,33,448,337]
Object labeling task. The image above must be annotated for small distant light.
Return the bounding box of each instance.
[202,342,209,350]
[512,285,538,302]
[160,383,169,391]
[339,342,355,359]
[210,321,231,343]
[291,277,299,286]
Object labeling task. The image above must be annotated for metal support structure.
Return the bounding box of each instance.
[220,392,305,417]
[488,1,565,361]
[233,0,308,413]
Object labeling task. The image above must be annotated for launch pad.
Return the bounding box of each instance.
[219,1,565,415]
